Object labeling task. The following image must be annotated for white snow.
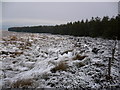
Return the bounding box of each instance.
[0,31,119,89]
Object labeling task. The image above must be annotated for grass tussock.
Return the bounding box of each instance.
[9,35,18,41]
[2,38,7,41]
[11,78,34,88]
[75,62,85,68]
[18,41,32,50]
[72,54,87,60]
[26,41,32,47]
[1,51,23,56]
[51,61,68,73]
[10,51,23,58]
[93,62,105,67]
[14,51,23,55]
[30,34,35,37]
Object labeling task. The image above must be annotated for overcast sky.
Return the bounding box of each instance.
[2,2,118,30]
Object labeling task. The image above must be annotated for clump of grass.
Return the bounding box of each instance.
[18,45,26,50]
[40,72,50,81]
[18,41,32,50]
[75,62,85,68]
[26,41,32,47]
[93,62,105,67]
[9,35,18,41]
[2,38,7,41]
[1,51,23,57]
[50,61,68,73]
[14,51,23,55]
[72,54,87,60]
[30,34,35,37]
[10,51,23,57]
[11,78,34,88]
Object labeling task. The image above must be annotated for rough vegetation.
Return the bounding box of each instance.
[50,61,68,73]
[10,78,34,88]
[72,54,87,60]
[0,31,119,89]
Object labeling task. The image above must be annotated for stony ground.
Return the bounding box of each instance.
[0,31,119,89]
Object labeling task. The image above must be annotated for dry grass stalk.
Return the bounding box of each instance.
[72,54,87,60]
[9,35,18,41]
[11,78,33,88]
[18,41,32,50]
[76,62,85,68]
[51,61,68,73]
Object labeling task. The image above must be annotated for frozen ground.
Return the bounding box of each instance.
[0,31,119,89]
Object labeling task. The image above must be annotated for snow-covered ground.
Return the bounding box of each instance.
[0,31,119,89]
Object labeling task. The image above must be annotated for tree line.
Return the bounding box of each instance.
[8,15,119,40]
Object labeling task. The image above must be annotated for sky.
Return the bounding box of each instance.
[1,2,118,30]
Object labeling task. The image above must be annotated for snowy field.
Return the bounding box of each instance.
[0,31,119,89]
